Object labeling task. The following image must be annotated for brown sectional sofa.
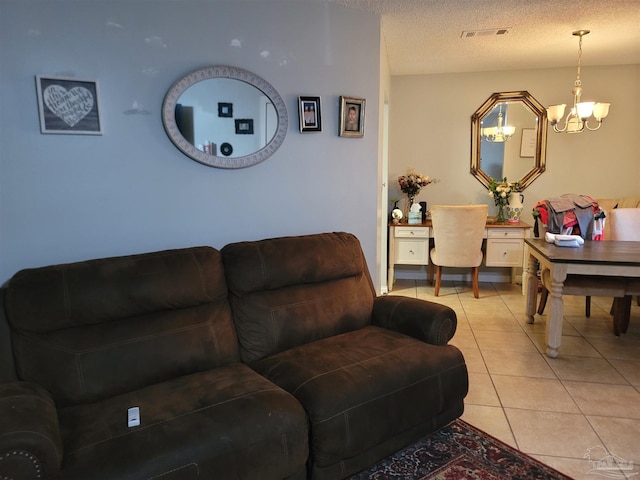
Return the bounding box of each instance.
[0,232,468,480]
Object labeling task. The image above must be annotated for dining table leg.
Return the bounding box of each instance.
[525,253,538,324]
[545,264,567,358]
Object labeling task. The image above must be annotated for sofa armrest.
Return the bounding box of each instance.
[371,296,457,346]
[0,381,63,480]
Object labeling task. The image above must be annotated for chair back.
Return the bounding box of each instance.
[609,208,640,241]
[430,205,488,268]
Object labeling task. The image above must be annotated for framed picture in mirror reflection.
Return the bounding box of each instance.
[218,102,233,117]
[235,119,254,135]
[520,128,536,157]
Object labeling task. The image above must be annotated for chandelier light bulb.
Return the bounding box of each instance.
[593,103,610,121]
[547,104,565,122]
[576,102,595,119]
[502,125,516,136]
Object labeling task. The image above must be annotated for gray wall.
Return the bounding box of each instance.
[3,0,637,290]
[0,0,382,285]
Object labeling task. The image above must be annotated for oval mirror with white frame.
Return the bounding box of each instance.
[471,91,547,190]
[162,65,287,169]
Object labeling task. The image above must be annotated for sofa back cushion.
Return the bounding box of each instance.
[5,247,239,406]
[222,232,375,364]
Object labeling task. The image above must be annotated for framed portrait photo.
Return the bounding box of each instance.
[298,96,322,133]
[36,75,102,135]
[339,96,365,137]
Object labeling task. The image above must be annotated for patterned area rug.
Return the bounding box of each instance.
[349,419,573,479]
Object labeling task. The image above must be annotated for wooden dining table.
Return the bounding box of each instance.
[525,238,640,358]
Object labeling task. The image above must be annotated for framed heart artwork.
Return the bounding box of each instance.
[35,76,102,135]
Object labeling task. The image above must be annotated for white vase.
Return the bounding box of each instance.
[507,192,524,223]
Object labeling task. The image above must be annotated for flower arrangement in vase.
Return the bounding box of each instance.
[488,177,521,223]
[397,170,433,217]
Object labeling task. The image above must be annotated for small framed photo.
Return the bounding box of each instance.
[235,118,254,135]
[298,96,322,133]
[520,128,536,157]
[218,102,233,117]
[339,96,365,138]
[35,75,102,135]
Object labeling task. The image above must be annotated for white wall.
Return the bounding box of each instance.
[377,21,392,293]
[389,64,639,279]
[0,0,382,286]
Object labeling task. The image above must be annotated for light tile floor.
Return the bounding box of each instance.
[389,279,640,480]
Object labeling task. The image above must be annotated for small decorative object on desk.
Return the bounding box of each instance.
[389,199,400,222]
[398,170,435,219]
[488,177,521,223]
[507,191,525,223]
[408,202,422,224]
[391,200,403,224]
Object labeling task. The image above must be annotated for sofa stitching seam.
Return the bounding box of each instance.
[292,342,417,395]
[312,361,466,424]
[145,462,199,479]
[65,386,285,456]
[36,321,214,355]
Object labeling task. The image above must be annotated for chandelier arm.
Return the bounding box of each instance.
[553,110,588,133]
[583,120,602,131]
[553,123,567,133]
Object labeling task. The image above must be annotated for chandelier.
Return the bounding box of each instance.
[482,103,515,142]
[547,30,610,133]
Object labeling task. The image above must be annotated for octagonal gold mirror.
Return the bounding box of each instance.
[471,91,547,190]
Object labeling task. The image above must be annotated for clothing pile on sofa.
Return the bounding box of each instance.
[532,194,605,240]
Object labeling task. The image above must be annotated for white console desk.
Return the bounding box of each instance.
[388,221,532,291]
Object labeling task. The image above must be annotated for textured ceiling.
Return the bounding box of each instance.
[330,0,640,75]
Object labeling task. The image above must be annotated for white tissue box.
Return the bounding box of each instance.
[408,212,421,224]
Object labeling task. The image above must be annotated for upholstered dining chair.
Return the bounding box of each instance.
[430,204,488,298]
[609,208,640,334]
[609,208,640,242]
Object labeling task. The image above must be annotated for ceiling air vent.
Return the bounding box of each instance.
[461,28,511,38]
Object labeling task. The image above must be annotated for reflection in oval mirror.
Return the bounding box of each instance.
[162,66,287,169]
[176,78,277,158]
[471,91,547,190]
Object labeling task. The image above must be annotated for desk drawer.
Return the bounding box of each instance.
[394,227,429,238]
[486,239,523,267]
[487,228,525,239]
[395,239,429,265]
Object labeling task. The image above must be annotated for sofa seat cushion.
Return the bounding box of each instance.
[56,364,308,480]
[252,326,468,469]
